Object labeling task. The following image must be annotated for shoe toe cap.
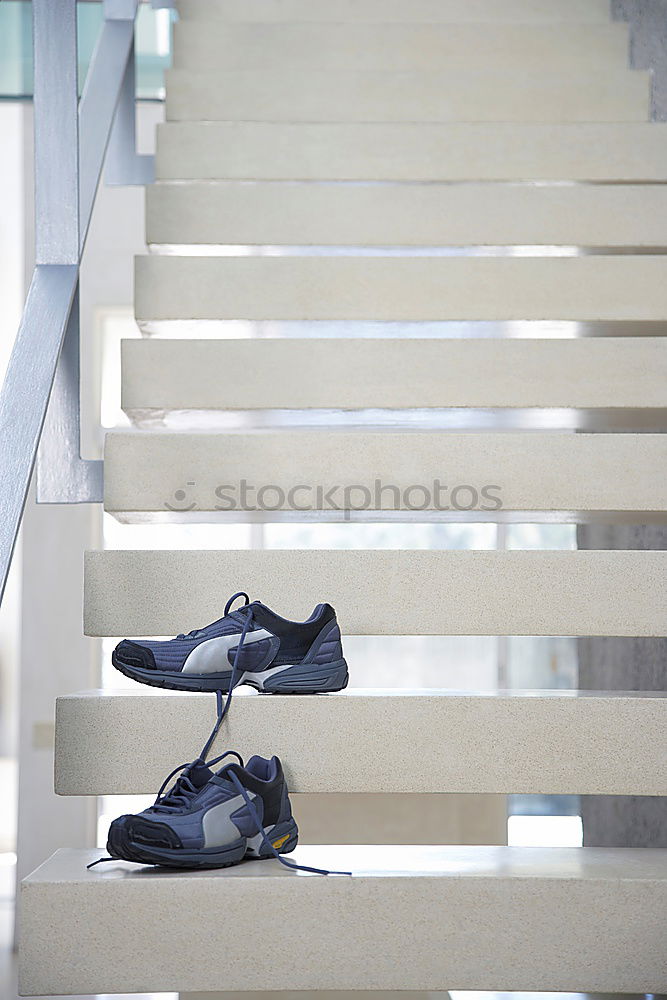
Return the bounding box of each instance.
[108,814,183,855]
[113,640,156,671]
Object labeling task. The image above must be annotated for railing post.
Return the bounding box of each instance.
[0,0,82,602]
[104,0,140,17]
[33,0,79,265]
[36,286,104,504]
[33,0,104,505]
[106,34,155,186]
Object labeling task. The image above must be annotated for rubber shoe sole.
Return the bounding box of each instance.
[112,649,349,694]
[106,817,299,870]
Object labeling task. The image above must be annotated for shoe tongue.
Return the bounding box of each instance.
[212,762,240,791]
[188,761,214,789]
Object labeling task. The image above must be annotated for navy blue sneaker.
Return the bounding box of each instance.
[100,752,300,870]
[91,751,349,875]
[112,591,349,694]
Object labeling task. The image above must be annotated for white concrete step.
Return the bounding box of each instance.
[156,122,667,181]
[146,182,667,248]
[165,68,650,123]
[172,22,630,73]
[83,549,666,637]
[121,337,667,413]
[135,256,667,324]
[55,689,667,796]
[256,793,506,848]
[20,846,667,995]
[177,0,614,22]
[103,430,667,522]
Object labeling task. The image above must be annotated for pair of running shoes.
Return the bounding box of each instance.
[95,592,349,872]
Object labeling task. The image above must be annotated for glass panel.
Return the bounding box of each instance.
[0,1,172,101]
[507,635,578,689]
[265,522,497,550]
[511,794,580,818]
[0,2,31,97]
[507,523,577,550]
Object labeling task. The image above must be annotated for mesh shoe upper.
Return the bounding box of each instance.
[110,755,291,853]
[113,597,337,675]
[115,612,274,673]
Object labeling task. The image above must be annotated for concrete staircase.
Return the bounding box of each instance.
[19,0,667,995]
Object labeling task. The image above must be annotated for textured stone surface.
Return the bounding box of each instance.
[135,255,667,322]
[55,689,667,796]
[122,337,667,412]
[290,793,506,847]
[147,182,667,246]
[172,22,630,73]
[19,846,667,995]
[180,994,450,1000]
[83,549,667,637]
[103,430,667,520]
[179,0,613,22]
[165,68,649,123]
[156,122,667,182]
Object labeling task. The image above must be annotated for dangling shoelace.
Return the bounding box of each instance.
[170,591,258,763]
[198,591,255,761]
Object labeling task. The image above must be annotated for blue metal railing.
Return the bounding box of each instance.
[0,0,171,605]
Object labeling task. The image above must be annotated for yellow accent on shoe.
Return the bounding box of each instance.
[272,833,290,849]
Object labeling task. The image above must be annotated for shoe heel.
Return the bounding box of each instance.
[261,658,349,693]
[246,819,299,859]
